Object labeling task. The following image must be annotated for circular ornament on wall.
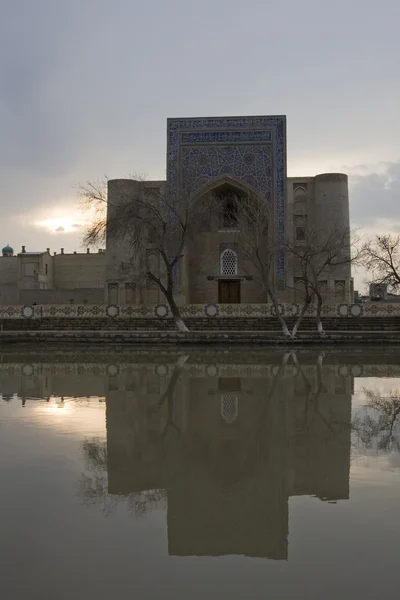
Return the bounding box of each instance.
[21,306,34,318]
[205,304,219,317]
[107,365,119,376]
[350,304,363,317]
[351,365,362,377]
[106,305,119,318]
[155,304,169,318]
[206,364,218,377]
[156,365,168,377]
[337,304,349,317]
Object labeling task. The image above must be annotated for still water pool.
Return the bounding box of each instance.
[0,347,399,599]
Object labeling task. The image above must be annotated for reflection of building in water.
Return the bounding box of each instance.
[105,358,353,560]
[286,364,352,502]
[0,362,107,404]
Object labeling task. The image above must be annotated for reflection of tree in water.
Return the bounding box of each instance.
[79,350,353,516]
[79,437,167,517]
[80,357,189,515]
[79,351,283,514]
[291,351,347,436]
[353,388,400,454]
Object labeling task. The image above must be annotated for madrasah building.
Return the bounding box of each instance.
[0,116,353,306]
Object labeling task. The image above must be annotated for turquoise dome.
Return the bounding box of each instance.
[2,244,13,254]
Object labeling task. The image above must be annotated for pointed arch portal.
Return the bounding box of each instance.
[167,116,287,289]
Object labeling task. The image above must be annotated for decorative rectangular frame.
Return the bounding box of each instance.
[167,116,287,285]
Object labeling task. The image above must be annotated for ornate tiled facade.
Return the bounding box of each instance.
[167,116,286,285]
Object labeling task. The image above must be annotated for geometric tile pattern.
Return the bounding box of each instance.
[167,116,287,285]
[1,303,400,319]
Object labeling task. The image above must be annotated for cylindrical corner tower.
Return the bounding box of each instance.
[313,173,349,233]
[106,179,141,304]
[313,173,352,302]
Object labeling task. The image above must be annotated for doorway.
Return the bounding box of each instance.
[218,279,241,303]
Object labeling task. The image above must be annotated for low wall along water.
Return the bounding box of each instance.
[0,302,397,320]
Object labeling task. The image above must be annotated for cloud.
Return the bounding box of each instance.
[55,226,65,232]
[0,0,399,268]
[349,161,400,231]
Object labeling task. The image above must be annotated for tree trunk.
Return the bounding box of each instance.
[267,286,293,338]
[165,287,189,332]
[291,295,312,338]
[157,355,189,408]
[315,293,325,336]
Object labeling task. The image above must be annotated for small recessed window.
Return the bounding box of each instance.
[296,226,305,241]
[223,199,238,228]
[220,249,238,275]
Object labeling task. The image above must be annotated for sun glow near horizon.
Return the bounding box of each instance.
[35,215,86,234]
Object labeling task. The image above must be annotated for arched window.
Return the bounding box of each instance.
[294,278,306,303]
[221,394,239,424]
[216,189,240,229]
[318,281,328,301]
[296,226,306,241]
[293,185,307,215]
[334,281,346,303]
[125,282,136,304]
[108,282,118,304]
[220,249,238,275]
[223,198,238,228]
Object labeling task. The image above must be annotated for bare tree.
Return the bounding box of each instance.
[353,388,400,454]
[225,192,360,338]
[148,354,189,436]
[227,191,293,338]
[79,437,167,517]
[285,223,362,336]
[362,234,400,292]
[79,178,210,332]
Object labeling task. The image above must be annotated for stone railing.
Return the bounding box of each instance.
[0,302,399,319]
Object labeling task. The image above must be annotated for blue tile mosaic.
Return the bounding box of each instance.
[167,116,287,281]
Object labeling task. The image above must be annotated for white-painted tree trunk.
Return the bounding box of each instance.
[315,294,325,337]
[176,355,189,368]
[317,319,325,336]
[164,286,190,333]
[267,286,293,338]
[174,317,189,333]
[291,299,311,338]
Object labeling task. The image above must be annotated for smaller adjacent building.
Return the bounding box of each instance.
[0,245,106,305]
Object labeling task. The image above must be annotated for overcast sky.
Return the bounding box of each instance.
[1,0,399,290]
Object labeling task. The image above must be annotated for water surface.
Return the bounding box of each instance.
[1,347,399,599]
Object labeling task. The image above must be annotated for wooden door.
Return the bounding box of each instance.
[218,280,241,303]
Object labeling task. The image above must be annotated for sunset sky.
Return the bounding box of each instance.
[1,0,399,291]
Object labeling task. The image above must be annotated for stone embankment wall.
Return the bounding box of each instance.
[0,304,399,337]
[0,301,399,321]
[2,317,400,331]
